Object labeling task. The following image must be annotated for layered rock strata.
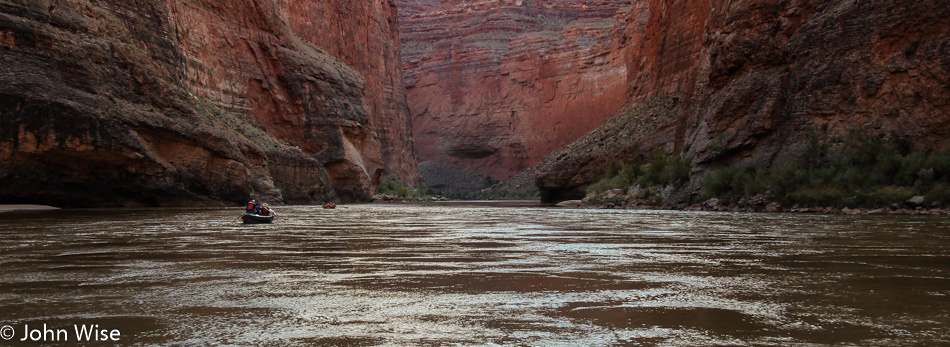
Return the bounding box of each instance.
[398,0,633,180]
[272,0,420,185]
[537,0,950,202]
[0,0,416,206]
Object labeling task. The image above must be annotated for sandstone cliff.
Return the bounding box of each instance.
[278,0,421,185]
[536,0,950,203]
[0,0,416,206]
[398,0,632,180]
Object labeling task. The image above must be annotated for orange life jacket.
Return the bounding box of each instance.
[246,202,256,211]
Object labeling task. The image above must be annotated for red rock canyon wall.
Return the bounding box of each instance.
[0,0,418,206]
[536,0,950,202]
[398,0,633,179]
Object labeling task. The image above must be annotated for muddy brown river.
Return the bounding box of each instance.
[0,204,949,345]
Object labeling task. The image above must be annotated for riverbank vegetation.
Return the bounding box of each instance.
[376,177,437,200]
[702,131,950,208]
[585,149,692,206]
[375,176,539,201]
[581,130,950,212]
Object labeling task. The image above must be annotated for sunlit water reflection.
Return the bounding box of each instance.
[1,204,949,345]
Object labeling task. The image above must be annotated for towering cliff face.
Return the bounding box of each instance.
[0,0,416,206]
[169,0,421,200]
[398,0,632,179]
[537,0,950,202]
[278,0,421,185]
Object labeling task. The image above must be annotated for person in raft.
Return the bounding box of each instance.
[246,200,274,216]
[246,199,258,215]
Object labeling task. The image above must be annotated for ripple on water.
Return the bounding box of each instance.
[1,204,949,344]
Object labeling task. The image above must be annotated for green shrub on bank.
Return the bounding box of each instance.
[378,178,435,198]
[701,130,950,208]
[587,150,692,197]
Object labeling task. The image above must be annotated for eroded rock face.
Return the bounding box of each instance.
[0,0,415,206]
[169,0,393,202]
[278,0,421,185]
[537,0,950,202]
[398,0,633,180]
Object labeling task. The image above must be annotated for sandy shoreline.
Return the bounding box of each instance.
[0,205,61,213]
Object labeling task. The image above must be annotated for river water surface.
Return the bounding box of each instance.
[1,204,949,345]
